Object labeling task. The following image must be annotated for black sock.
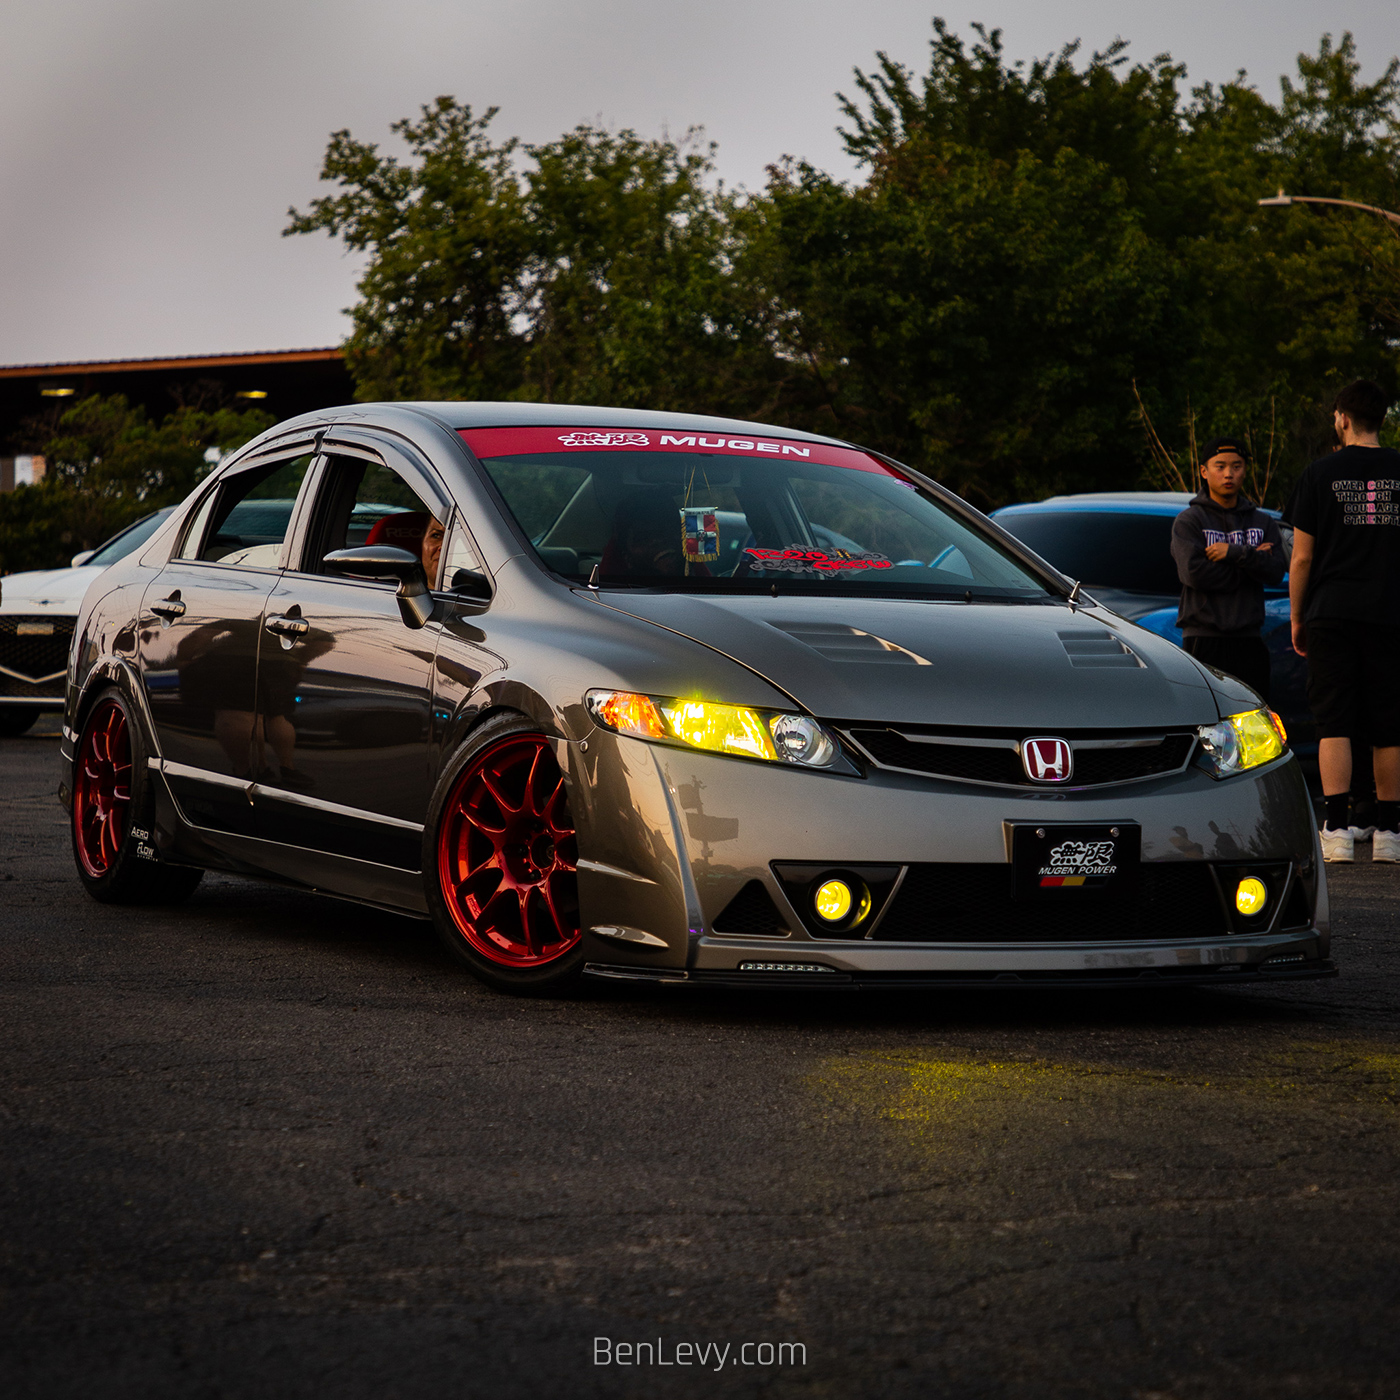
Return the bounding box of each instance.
[1376,801,1400,835]
[1324,794,1351,831]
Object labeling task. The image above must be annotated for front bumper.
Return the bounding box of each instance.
[570,731,1328,980]
[586,952,1337,990]
[0,613,75,707]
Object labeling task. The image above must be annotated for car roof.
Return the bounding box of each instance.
[993,491,1282,520]
[272,400,858,450]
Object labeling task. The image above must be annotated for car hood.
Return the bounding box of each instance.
[596,592,1219,728]
[0,565,103,612]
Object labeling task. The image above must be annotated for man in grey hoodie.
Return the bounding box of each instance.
[1170,437,1287,697]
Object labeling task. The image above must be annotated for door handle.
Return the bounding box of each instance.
[264,613,309,638]
[150,596,186,620]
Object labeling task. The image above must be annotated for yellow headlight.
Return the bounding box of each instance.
[1230,709,1286,769]
[814,879,853,922]
[586,690,838,768]
[1235,876,1268,916]
[1197,708,1288,778]
[660,699,777,761]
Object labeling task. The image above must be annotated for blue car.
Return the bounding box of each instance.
[991,492,1313,754]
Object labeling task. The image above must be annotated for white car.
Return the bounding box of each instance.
[0,508,175,736]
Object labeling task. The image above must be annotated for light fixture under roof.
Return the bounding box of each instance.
[235,389,269,399]
[40,387,76,397]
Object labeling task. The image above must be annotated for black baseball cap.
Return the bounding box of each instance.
[1199,436,1251,464]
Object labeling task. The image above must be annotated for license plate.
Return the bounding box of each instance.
[1013,823,1140,899]
[16,621,54,636]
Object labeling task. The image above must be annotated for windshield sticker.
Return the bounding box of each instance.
[557,431,651,448]
[681,508,720,563]
[743,547,893,574]
[457,426,900,477]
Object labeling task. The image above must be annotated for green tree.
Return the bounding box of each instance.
[288,24,1400,509]
[0,395,273,574]
[812,22,1400,504]
[286,101,777,414]
[753,147,1175,506]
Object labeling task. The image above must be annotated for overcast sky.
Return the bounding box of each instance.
[2,0,1395,366]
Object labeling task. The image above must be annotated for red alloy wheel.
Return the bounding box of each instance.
[73,699,133,879]
[437,734,580,967]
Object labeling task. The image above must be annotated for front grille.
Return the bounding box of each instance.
[713,880,790,937]
[0,615,73,698]
[841,861,1228,943]
[842,727,1196,789]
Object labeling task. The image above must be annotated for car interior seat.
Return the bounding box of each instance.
[364,511,430,560]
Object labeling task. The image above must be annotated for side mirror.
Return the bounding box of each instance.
[449,568,492,601]
[71,550,95,568]
[323,546,436,629]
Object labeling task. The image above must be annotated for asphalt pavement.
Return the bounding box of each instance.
[3,730,1399,1400]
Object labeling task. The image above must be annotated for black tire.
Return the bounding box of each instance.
[0,707,40,737]
[71,686,204,905]
[424,711,585,995]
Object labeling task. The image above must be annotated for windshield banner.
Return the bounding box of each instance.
[458,426,899,477]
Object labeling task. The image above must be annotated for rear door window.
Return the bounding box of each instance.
[177,455,314,569]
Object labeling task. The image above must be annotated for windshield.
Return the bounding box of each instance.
[995,510,1182,596]
[463,428,1053,600]
[86,508,173,568]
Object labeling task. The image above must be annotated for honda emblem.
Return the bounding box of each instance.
[1022,737,1073,783]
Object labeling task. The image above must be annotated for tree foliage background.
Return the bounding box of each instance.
[289,20,1400,510]
[0,398,272,574]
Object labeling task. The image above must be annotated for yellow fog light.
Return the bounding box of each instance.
[1235,877,1268,917]
[812,876,871,929]
[814,879,853,923]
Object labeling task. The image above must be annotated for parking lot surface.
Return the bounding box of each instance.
[3,731,1399,1399]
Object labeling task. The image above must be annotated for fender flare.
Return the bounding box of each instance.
[61,657,161,810]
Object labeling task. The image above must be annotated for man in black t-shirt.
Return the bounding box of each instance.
[1289,379,1400,863]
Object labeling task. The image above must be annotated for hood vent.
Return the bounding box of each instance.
[768,622,931,666]
[1058,629,1144,669]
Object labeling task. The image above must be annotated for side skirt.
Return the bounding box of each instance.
[149,765,428,917]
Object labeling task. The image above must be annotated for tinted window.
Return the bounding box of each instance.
[481,450,1050,599]
[179,455,314,567]
[996,511,1181,595]
[303,456,445,583]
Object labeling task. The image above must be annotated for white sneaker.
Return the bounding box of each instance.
[1321,826,1355,863]
[1349,825,1376,841]
[1372,830,1400,863]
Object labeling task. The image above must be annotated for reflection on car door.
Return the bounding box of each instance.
[139,452,315,835]
[251,448,446,869]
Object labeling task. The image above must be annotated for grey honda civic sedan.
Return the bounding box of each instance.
[58,402,1332,992]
